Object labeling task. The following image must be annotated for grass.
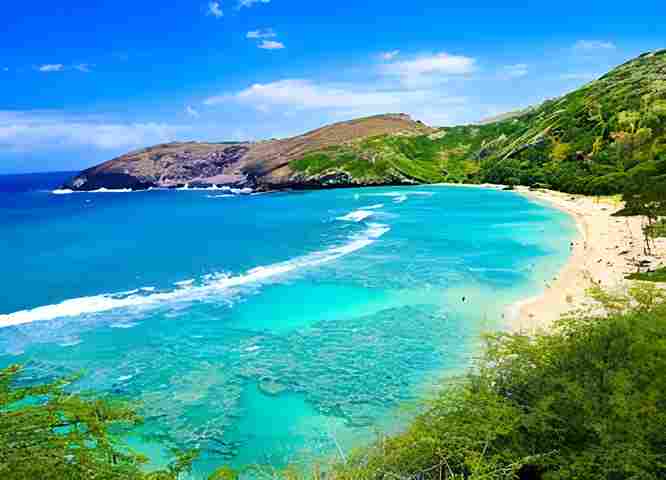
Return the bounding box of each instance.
[627,266,666,282]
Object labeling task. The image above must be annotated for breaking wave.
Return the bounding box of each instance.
[0,223,390,328]
[52,188,134,194]
[52,186,254,195]
[337,209,374,222]
[362,191,435,204]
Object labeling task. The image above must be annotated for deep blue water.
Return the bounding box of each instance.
[0,174,576,477]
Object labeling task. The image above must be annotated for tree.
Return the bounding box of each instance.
[549,141,572,162]
[617,110,641,133]
[622,160,666,254]
[0,365,199,480]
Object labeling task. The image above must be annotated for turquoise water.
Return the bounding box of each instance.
[0,175,576,477]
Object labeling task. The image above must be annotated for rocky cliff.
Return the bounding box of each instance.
[63,113,433,191]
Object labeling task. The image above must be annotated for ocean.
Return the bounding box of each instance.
[0,172,576,478]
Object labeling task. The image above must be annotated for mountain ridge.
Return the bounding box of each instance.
[62,113,433,191]
[64,49,666,194]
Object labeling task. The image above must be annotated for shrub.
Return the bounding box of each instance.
[329,286,666,480]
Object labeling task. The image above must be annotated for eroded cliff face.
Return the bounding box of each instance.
[64,143,252,191]
[63,114,433,191]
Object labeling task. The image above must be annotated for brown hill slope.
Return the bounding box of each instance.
[63,113,432,191]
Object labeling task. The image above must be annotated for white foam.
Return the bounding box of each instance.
[364,192,404,198]
[0,223,390,328]
[207,194,235,199]
[91,188,133,193]
[51,185,256,195]
[468,267,520,274]
[174,279,195,287]
[110,322,139,329]
[51,188,134,195]
[364,204,384,210]
[337,210,374,222]
[362,191,434,204]
[179,185,251,193]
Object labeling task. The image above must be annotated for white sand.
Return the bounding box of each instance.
[510,187,666,332]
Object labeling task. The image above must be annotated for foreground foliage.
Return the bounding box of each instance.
[326,285,666,480]
[0,366,235,480]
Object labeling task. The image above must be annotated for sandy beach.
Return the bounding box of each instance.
[508,187,666,332]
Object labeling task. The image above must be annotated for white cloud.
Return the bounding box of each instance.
[205,79,399,109]
[258,40,285,50]
[38,64,64,72]
[204,78,467,122]
[75,64,92,73]
[573,40,616,52]
[207,1,223,18]
[247,28,277,39]
[238,0,270,8]
[380,50,400,61]
[185,105,200,118]
[381,52,476,87]
[0,111,190,152]
[560,72,598,81]
[500,63,528,79]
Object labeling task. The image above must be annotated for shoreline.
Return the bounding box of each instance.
[508,187,665,332]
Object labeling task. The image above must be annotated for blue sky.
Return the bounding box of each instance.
[1,0,663,173]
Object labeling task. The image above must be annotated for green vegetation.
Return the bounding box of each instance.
[615,155,666,253]
[627,267,666,282]
[291,50,666,195]
[0,365,230,480]
[320,284,666,480]
[290,135,452,184]
[647,219,666,238]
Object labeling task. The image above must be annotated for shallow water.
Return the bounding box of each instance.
[0,176,576,477]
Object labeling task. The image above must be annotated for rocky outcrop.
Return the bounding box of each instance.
[63,114,433,191]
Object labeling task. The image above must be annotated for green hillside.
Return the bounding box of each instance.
[291,49,666,194]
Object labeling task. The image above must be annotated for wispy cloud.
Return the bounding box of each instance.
[0,111,190,152]
[573,40,616,52]
[38,64,64,73]
[185,105,200,118]
[560,72,598,81]
[207,1,223,18]
[205,79,402,109]
[247,28,277,39]
[380,50,400,61]
[74,64,93,73]
[258,40,285,50]
[499,63,528,79]
[204,78,467,124]
[381,52,476,87]
[238,0,270,8]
